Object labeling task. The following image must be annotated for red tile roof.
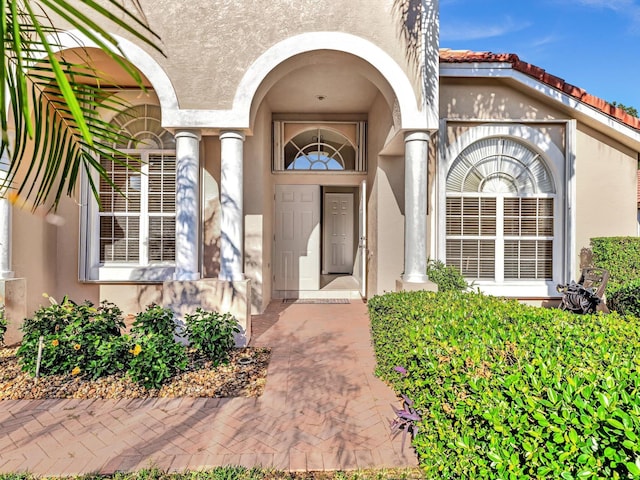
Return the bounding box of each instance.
[440,49,640,131]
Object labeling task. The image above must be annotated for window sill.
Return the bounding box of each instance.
[81,264,176,283]
[471,280,558,298]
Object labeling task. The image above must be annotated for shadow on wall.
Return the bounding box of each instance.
[392,0,439,115]
[245,230,263,312]
[203,196,222,277]
[162,278,251,347]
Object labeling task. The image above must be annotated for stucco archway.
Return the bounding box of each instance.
[236,32,426,132]
[53,31,179,114]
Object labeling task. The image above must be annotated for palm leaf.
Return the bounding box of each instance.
[2,0,162,210]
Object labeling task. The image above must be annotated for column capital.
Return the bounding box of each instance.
[404,130,431,143]
[174,129,202,141]
[219,130,246,142]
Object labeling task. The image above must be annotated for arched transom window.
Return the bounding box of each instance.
[446,137,555,281]
[285,128,354,170]
[99,104,176,264]
[273,121,366,172]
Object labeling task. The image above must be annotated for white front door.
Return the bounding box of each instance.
[274,185,321,294]
[323,193,354,274]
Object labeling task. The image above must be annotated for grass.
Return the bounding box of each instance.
[0,467,425,480]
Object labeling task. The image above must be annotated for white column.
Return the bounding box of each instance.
[174,130,201,281]
[0,196,13,279]
[402,131,430,283]
[219,130,245,281]
[0,148,13,278]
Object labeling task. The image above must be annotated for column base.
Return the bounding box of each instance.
[396,277,438,293]
[219,273,245,282]
[163,278,251,346]
[1,278,27,346]
[173,270,200,281]
[401,272,430,283]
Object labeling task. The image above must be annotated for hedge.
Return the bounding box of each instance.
[608,279,640,318]
[590,237,640,292]
[369,291,640,479]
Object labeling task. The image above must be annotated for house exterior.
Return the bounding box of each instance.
[3,0,640,345]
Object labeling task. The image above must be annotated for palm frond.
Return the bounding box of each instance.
[2,0,162,210]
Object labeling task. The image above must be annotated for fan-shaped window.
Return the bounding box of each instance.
[273,121,367,172]
[445,137,555,281]
[285,128,353,170]
[111,104,175,150]
[98,104,175,265]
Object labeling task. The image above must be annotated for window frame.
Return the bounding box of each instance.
[437,123,569,297]
[79,96,177,282]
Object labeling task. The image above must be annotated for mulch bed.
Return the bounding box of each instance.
[0,346,270,400]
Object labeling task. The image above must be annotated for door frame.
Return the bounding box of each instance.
[271,182,366,299]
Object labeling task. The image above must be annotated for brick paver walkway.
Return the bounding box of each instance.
[0,301,417,476]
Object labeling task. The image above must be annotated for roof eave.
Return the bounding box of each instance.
[440,63,640,152]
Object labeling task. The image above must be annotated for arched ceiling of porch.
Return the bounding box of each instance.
[54,47,152,89]
[254,50,396,119]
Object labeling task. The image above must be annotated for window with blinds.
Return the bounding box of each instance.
[445,137,555,282]
[446,197,495,278]
[503,197,553,279]
[98,105,176,265]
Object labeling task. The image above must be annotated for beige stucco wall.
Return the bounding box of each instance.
[441,78,564,121]
[367,92,404,295]
[574,124,638,268]
[12,210,59,315]
[202,135,222,278]
[440,79,567,153]
[53,0,421,112]
[244,103,272,313]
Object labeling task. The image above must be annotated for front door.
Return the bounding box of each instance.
[274,185,321,294]
[323,193,354,274]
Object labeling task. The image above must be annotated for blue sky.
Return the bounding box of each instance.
[440,0,640,112]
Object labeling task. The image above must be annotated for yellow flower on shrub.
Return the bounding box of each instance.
[51,339,59,347]
[71,367,81,375]
[129,344,142,356]
[73,344,81,351]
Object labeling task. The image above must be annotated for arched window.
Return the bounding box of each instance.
[284,128,353,170]
[273,121,367,172]
[98,104,176,265]
[445,137,555,281]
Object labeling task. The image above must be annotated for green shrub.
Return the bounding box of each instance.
[608,279,640,317]
[126,304,187,389]
[181,308,239,364]
[369,291,640,479]
[426,260,469,292]
[0,305,6,345]
[591,237,640,291]
[17,297,127,378]
[130,303,178,338]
